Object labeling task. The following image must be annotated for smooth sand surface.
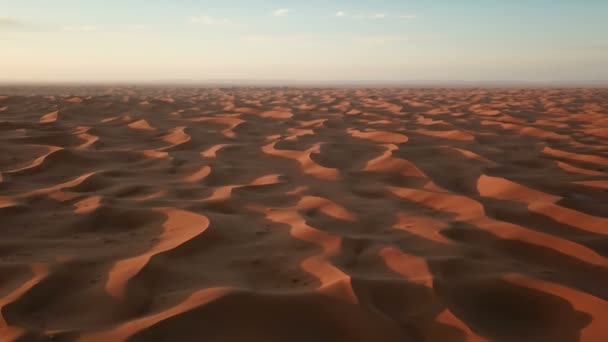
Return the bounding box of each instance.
[0,87,607,341]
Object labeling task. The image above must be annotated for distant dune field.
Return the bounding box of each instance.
[0,87,607,341]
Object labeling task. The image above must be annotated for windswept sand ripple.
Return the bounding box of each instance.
[0,87,607,341]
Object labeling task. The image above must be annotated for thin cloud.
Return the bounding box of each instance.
[372,13,387,19]
[336,11,346,17]
[399,14,417,19]
[272,8,292,17]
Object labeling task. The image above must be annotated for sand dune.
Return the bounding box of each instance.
[105,208,210,299]
[415,128,475,141]
[128,119,155,131]
[262,141,340,180]
[39,110,59,123]
[0,87,607,341]
[364,144,427,177]
[347,128,408,144]
[188,116,244,138]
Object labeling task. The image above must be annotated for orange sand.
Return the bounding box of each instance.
[0,87,607,342]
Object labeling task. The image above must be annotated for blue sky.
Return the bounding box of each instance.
[1,0,607,82]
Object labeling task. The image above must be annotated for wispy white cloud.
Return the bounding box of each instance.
[272,8,292,17]
[336,11,346,17]
[372,13,387,19]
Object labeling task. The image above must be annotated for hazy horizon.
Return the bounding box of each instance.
[2,0,608,83]
[2,79,608,87]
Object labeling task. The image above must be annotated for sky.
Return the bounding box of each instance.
[1,0,608,83]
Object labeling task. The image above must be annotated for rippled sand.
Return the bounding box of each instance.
[0,87,607,341]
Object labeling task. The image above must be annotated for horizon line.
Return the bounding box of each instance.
[2,79,608,87]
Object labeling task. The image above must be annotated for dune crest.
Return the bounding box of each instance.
[0,264,49,340]
[161,126,191,148]
[543,146,608,166]
[364,144,427,177]
[415,128,475,141]
[105,208,210,298]
[262,141,340,180]
[74,195,102,214]
[388,186,607,267]
[183,165,211,183]
[556,161,608,176]
[347,128,408,144]
[128,119,155,131]
[380,247,488,342]
[448,147,496,165]
[75,127,99,149]
[504,274,608,341]
[39,110,59,123]
[477,175,608,236]
[189,116,244,138]
[5,145,63,174]
[200,144,230,158]
[259,203,358,304]
[259,108,294,119]
[1,87,607,341]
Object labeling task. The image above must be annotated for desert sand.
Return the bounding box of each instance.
[0,86,607,341]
